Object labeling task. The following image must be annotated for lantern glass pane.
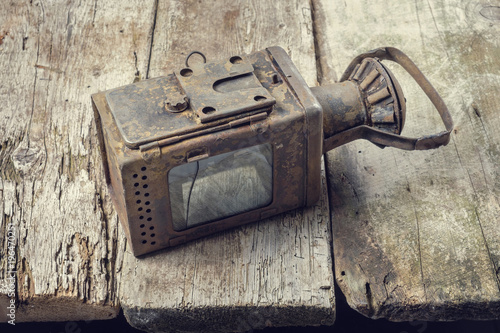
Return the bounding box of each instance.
[168,144,273,231]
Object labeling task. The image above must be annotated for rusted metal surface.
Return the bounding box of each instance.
[164,90,189,113]
[92,47,322,256]
[322,47,453,151]
[175,55,276,123]
[92,46,452,256]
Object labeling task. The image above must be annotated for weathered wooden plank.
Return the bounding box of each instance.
[0,0,156,322]
[117,0,335,332]
[316,0,500,320]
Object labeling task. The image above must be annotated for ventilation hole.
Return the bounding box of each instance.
[136,200,141,204]
[151,233,156,237]
[146,209,151,213]
[229,56,243,64]
[145,201,150,205]
[141,240,147,244]
[151,241,156,245]
[144,193,150,197]
[133,174,138,178]
[202,106,216,114]
[143,184,148,189]
[139,216,144,220]
[142,175,147,180]
[140,224,145,228]
[134,183,139,187]
[147,217,152,221]
[272,73,280,84]
[254,95,266,101]
[180,68,193,77]
[141,167,147,171]
[138,207,143,212]
[135,191,140,196]
[141,232,146,236]
[149,226,154,230]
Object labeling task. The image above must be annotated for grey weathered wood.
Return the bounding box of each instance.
[0,0,156,322]
[118,0,335,332]
[317,0,500,321]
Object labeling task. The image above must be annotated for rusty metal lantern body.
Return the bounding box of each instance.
[92,46,452,256]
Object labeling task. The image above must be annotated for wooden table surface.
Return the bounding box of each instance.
[1,0,499,331]
[321,0,500,321]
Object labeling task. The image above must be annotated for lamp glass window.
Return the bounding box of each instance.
[168,144,273,231]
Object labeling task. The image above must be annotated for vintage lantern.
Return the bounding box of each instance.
[92,46,453,256]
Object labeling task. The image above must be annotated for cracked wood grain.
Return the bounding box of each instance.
[0,0,156,322]
[316,0,500,321]
[117,0,335,332]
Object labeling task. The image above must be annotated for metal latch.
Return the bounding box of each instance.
[173,53,276,123]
